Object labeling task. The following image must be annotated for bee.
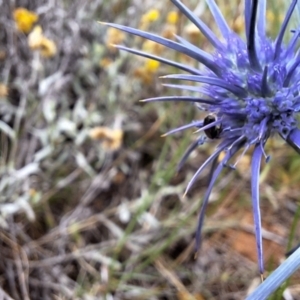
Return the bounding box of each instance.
[203,114,222,139]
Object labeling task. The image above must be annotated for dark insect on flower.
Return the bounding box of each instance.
[102,0,300,275]
[203,114,222,139]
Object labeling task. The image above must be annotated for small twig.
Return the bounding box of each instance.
[0,287,15,300]
[155,257,196,299]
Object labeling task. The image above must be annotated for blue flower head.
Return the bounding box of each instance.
[103,0,300,275]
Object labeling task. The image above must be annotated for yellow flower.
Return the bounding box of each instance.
[39,38,57,58]
[139,9,160,30]
[13,8,38,34]
[142,40,164,55]
[28,26,57,58]
[141,9,160,24]
[144,59,160,73]
[105,27,125,52]
[133,67,154,85]
[232,15,244,34]
[266,10,275,24]
[162,24,177,39]
[0,83,8,97]
[89,127,123,151]
[28,25,43,49]
[184,23,203,44]
[167,11,179,24]
[99,58,113,69]
[132,59,160,85]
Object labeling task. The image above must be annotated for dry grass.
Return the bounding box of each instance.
[1,0,300,299]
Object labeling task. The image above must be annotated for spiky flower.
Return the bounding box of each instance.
[103,0,300,275]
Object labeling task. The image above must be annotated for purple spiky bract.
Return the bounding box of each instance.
[103,0,300,275]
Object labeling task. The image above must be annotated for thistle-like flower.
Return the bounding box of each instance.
[103,0,300,275]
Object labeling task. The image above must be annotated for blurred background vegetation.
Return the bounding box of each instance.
[1,0,300,299]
